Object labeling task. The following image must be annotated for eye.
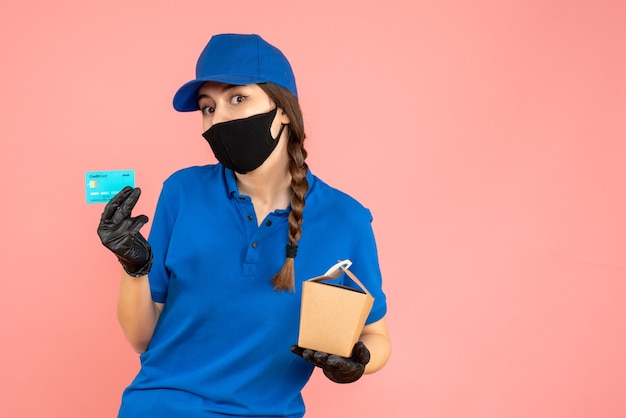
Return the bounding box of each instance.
[230,95,247,105]
[201,105,215,116]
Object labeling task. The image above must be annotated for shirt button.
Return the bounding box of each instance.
[265,220,272,226]
[251,242,258,248]
[247,215,253,221]
[239,197,245,201]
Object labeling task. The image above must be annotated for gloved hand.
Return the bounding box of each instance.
[97,186,152,277]
[291,341,370,384]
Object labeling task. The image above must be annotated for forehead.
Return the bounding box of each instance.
[197,82,262,98]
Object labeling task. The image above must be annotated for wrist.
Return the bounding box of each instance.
[120,250,153,278]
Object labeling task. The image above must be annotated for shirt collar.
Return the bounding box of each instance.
[225,166,239,199]
[224,165,315,200]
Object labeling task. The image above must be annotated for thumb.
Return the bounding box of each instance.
[128,215,149,235]
[353,342,371,365]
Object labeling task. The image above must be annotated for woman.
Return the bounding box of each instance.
[98,33,390,417]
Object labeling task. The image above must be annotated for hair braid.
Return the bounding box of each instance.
[258,83,309,292]
[271,144,309,291]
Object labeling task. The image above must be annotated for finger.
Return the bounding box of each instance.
[300,349,326,368]
[301,349,314,361]
[353,342,371,365]
[312,350,330,365]
[325,354,347,369]
[128,215,149,235]
[101,186,133,220]
[302,349,321,364]
[290,345,305,357]
[113,187,141,223]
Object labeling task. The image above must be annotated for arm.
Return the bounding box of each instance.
[360,316,391,374]
[117,270,164,353]
[97,187,160,353]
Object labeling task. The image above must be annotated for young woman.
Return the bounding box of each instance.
[98,33,390,417]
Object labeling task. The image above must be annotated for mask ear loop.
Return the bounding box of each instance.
[271,105,289,141]
[272,122,288,141]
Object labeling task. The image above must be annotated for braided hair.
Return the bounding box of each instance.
[259,83,308,291]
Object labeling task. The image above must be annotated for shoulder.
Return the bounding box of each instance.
[164,164,222,185]
[307,172,373,223]
[156,164,226,205]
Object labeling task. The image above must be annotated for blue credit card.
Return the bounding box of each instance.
[85,170,135,203]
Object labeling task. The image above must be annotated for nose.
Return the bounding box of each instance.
[211,106,232,126]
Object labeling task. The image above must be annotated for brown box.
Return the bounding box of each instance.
[298,260,374,357]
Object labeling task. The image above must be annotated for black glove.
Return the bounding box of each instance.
[291,342,370,384]
[97,186,152,277]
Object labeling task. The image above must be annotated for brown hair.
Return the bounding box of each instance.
[259,83,309,291]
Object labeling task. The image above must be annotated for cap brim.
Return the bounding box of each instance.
[172,74,267,112]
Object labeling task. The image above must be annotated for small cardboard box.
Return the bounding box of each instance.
[298,260,374,357]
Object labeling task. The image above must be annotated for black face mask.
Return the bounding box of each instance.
[202,107,287,174]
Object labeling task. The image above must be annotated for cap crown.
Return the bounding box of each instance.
[173,34,297,112]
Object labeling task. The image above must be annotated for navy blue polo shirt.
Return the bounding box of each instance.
[118,164,387,418]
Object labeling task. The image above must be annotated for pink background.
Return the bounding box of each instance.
[1,1,625,417]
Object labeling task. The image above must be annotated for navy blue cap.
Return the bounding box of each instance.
[173,34,297,112]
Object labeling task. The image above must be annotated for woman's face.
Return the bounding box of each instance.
[197,82,289,135]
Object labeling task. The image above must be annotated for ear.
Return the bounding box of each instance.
[278,108,291,125]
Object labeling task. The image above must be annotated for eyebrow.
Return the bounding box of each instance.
[197,84,242,103]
